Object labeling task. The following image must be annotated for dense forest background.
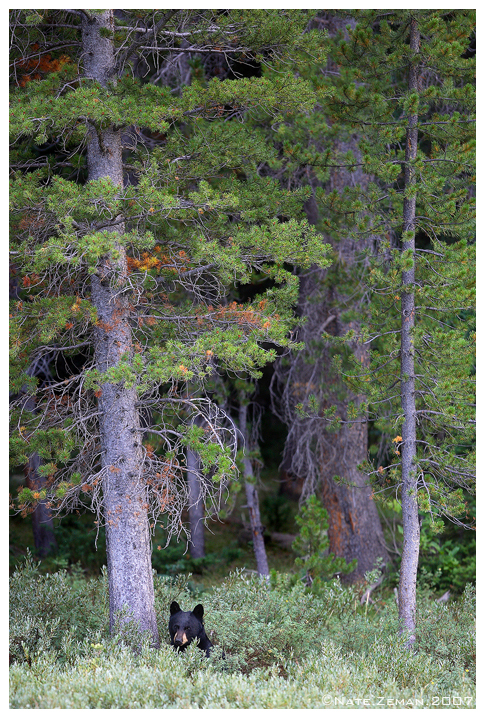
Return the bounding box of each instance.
[9,8,475,600]
[9,9,476,709]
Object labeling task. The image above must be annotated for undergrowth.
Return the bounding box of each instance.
[9,555,476,709]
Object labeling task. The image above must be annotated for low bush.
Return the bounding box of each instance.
[9,551,109,665]
[9,557,476,709]
[418,515,476,594]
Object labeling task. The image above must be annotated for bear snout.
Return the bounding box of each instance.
[174,631,189,647]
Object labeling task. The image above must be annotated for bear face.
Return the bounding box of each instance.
[169,601,213,657]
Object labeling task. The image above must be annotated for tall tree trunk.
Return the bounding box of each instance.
[272,14,389,582]
[187,422,205,559]
[318,15,389,583]
[319,359,386,583]
[273,245,390,584]
[239,400,269,577]
[319,132,390,582]
[82,11,159,645]
[272,155,389,583]
[398,15,420,644]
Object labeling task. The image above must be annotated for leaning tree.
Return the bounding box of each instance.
[9,9,330,644]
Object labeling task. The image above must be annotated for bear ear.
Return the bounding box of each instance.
[170,601,181,615]
[192,604,204,621]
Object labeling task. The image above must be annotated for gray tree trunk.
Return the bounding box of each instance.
[238,401,269,577]
[82,10,159,645]
[187,430,205,559]
[398,15,420,645]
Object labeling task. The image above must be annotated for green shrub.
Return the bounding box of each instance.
[9,629,476,709]
[9,551,108,665]
[291,495,357,586]
[203,569,331,672]
[418,516,476,594]
[9,560,476,708]
[416,583,476,679]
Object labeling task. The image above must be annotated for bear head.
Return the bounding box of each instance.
[169,601,206,652]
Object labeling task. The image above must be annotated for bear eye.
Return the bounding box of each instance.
[184,625,190,630]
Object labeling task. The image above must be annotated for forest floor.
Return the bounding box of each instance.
[9,472,476,709]
[9,554,476,709]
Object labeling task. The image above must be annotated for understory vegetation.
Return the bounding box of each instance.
[10,555,475,709]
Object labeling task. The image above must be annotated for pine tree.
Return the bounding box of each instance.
[268,13,390,580]
[9,9,331,643]
[320,10,475,642]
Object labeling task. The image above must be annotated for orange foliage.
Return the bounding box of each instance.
[212,300,271,330]
[144,443,155,459]
[71,296,82,313]
[126,248,191,275]
[127,253,162,272]
[22,273,40,287]
[18,213,45,231]
[16,44,70,86]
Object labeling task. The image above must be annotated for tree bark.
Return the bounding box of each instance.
[398,15,420,645]
[319,15,389,582]
[317,312,388,582]
[271,14,390,583]
[273,155,389,583]
[239,401,269,577]
[187,420,205,559]
[82,10,159,645]
[319,390,387,584]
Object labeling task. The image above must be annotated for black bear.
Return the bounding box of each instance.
[169,601,213,657]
